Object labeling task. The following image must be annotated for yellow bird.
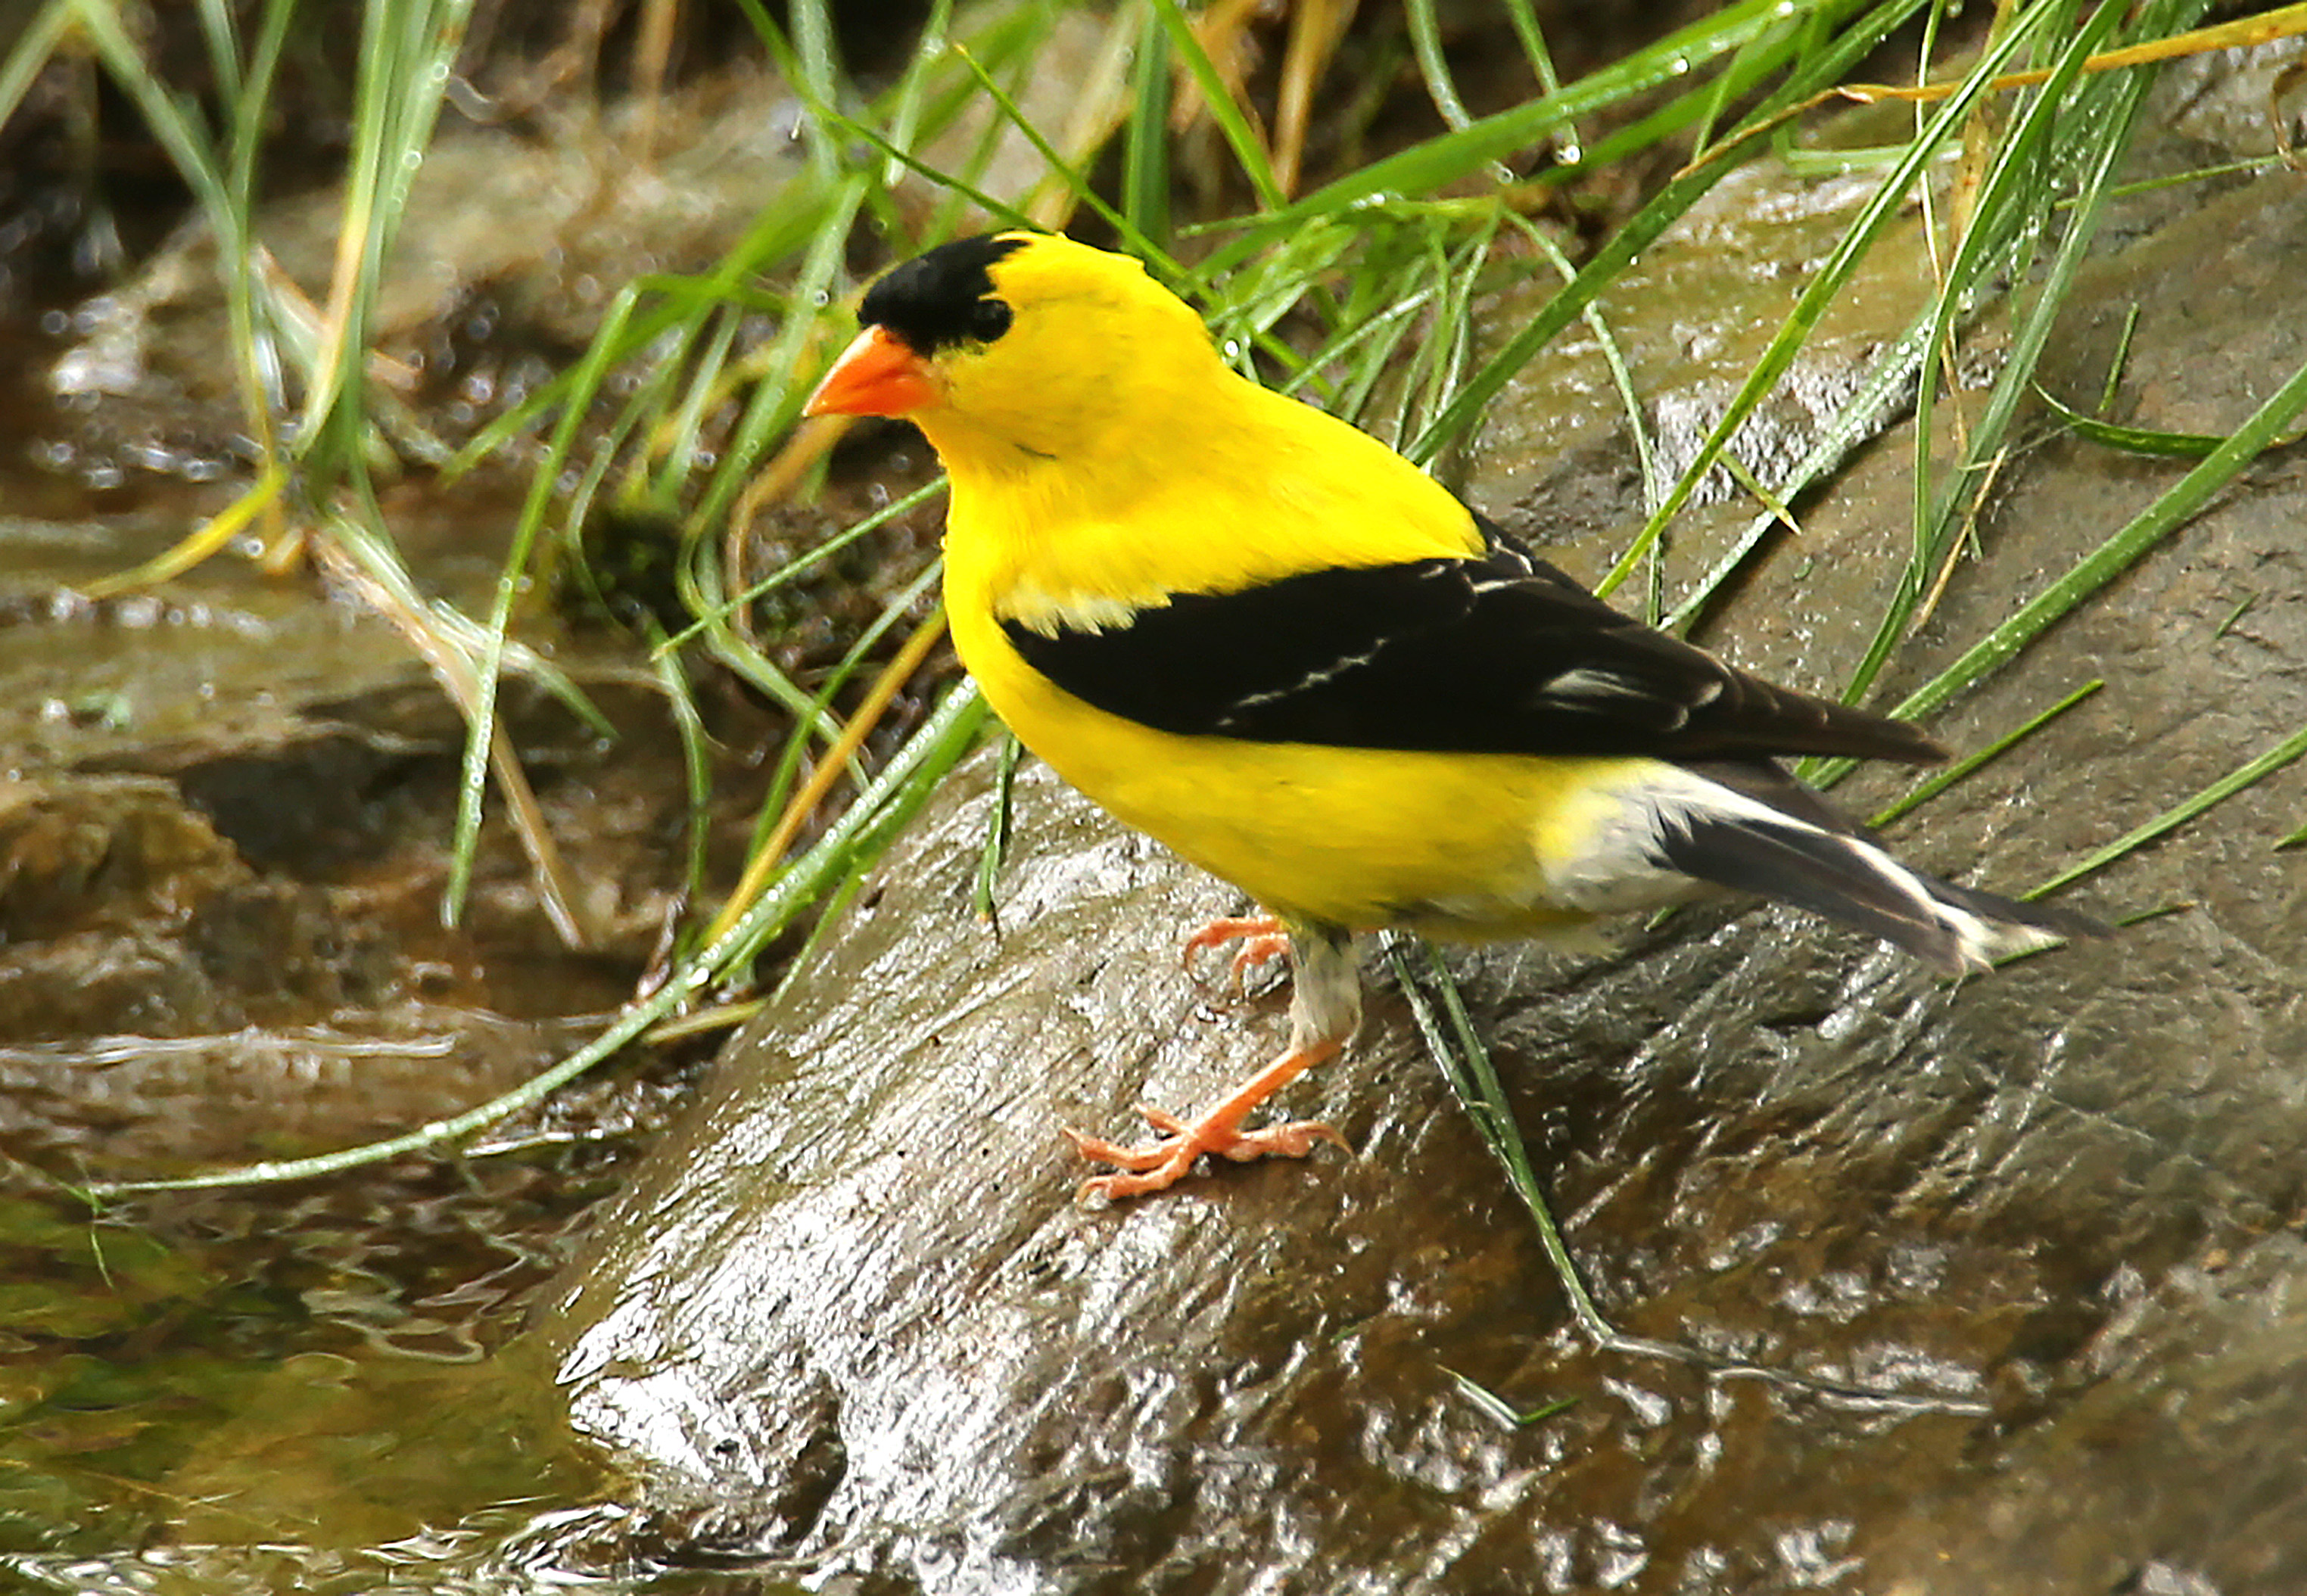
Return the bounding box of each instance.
[805,230,2100,1202]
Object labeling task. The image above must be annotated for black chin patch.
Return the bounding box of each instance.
[859,233,1034,355]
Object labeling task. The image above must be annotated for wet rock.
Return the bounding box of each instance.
[1455,151,1947,607]
[0,530,765,1169]
[1870,1232,2307,1594]
[1463,156,1938,534]
[533,731,2101,1590]
[0,773,249,942]
[535,154,2307,1596]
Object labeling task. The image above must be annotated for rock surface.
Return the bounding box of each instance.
[533,154,2307,1594]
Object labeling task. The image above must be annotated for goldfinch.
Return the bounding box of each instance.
[804,230,2100,1202]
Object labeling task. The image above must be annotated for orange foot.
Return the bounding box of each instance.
[1182,915,1292,992]
[1063,1039,1347,1203]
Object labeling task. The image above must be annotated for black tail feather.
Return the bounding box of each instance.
[1655,810,2106,972]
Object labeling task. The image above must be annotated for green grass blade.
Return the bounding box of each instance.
[1842,0,2177,710]
[1888,346,2307,730]
[1385,937,1622,1346]
[1444,1367,1575,1429]
[1211,0,1898,283]
[950,41,1154,257]
[1406,0,1475,130]
[1502,0,1561,96]
[0,5,75,133]
[1120,0,1172,246]
[2035,383,2305,457]
[1147,0,1285,211]
[2031,717,2307,898]
[1871,680,2103,828]
[1405,0,1929,472]
[98,681,991,1192]
[1590,0,2059,599]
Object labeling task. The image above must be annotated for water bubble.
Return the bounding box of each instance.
[72,296,120,333]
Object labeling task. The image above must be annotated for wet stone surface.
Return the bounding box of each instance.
[530,744,2128,1592]
[534,173,2307,1596]
[0,476,776,1587]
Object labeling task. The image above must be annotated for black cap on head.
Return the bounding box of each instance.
[859,233,1033,355]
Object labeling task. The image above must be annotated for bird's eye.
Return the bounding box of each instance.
[970,297,1013,342]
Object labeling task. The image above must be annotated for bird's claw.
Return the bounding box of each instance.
[1181,915,1293,997]
[1063,1106,1347,1204]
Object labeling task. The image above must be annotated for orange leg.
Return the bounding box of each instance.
[1063,1038,1348,1203]
[1182,914,1293,991]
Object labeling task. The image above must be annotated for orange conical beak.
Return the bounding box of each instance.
[804,325,942,418]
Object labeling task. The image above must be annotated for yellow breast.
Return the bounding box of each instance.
[948,593,1645,937]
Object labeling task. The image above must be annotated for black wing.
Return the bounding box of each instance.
[1002,514,1944,765]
